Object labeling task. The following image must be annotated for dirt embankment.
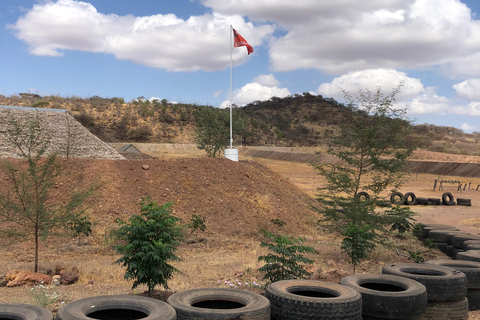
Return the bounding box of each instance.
[0,157,318,239]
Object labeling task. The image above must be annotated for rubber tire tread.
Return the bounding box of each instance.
[446,232,464,245]
[56,295,176,320]
[422,297,468,320]
[434,242,448,253]
[428,198,441,205]
[463,240,480,250]
[381,263,467,302]
[390,192,405,205]
[0,304,53,320]
[457,250,480,263]
[403,192,417,205]
[340,274,427,319]
[167,288,270,320]
[426,259,480,289]
[428,230,452,242]
[452,234,480,249]
[442,192,455,205]
[265,279,362,320]
[457,198,471,204]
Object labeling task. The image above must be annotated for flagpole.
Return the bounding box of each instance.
[229,24,233,149]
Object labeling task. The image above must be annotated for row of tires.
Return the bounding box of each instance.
[355,191,472,206]
[1,261,476,320]
[390,191,472,206]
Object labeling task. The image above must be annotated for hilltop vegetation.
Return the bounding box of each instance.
[1,93,479,155]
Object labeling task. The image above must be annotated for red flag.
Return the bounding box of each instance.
[233,28,253,55]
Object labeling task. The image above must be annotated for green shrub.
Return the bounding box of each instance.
[115,197,183,296]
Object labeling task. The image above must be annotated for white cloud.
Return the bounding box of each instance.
[204,0,480,75]
[10,0,274,71]
[317,69,425,102]
[453,78,480,101]
[220,74,290,107]
[460,123,476,132]
[252,74,280,87]
[407,87,451,115]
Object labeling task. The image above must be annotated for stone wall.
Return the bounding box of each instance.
[0,108,124,159]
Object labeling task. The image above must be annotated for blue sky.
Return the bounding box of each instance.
[2,0,480,133]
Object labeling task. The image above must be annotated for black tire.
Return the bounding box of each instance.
[423,226,458,239]
[457,250,480,263]
[265,279,362,320]
[0,304,53,320]
[340,274,427,319]
[426,259,480,289]
[453,248,465,259]
[422,298,468,320]
[354,191,370,201]
[416,197,429,205]
[442,192,455,206]
[457,201,472,207]
[467,289,480,311]
[465,242,480,251]
[434,242,448,253]
[403,192,417,205]
[428,198,441,205]
[167,288,270,320]
[428,230,456,242]
[56,295,176,320]
[390,192,405,205]
[462,240,480,250]
[381,263,467,302]
[446,245,455,258]
[446,231,464,245]
[452,234,480,249]
[457,198,471,204]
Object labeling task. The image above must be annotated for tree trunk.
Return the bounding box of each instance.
[34,225,39,272]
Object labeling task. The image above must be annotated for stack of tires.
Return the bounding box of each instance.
[382,263,469,320]
[422,224,459,254]
[451,234,480,260]
[0,304,53,320]
[426,259,480,311]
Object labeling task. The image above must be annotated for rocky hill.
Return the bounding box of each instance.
[1,93,479,155]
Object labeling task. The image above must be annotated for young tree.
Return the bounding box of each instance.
[0,112,93,272]
[313,85,416,272]
[258,229,317,283]
[194,106,230,157]
[115,197,184,296]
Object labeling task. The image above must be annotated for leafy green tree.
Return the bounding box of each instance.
[115,197,184,296]
[258,229,317,283]
[0,112,94,272]
[194,106,230,157]
[313,85,416,271]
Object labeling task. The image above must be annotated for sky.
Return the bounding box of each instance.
[2,0,480,133]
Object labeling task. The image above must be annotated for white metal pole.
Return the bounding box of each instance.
[229,25,233,149]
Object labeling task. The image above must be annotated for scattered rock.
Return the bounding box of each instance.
[234,269,244,278]
[88,280,94,285]
[142,164,150,170]
[60,271,79,285]
[7,271,52,287]
[55,264,67,275]
[0,279,8,287]
[5,270,21,281]
[52,275,61,286]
